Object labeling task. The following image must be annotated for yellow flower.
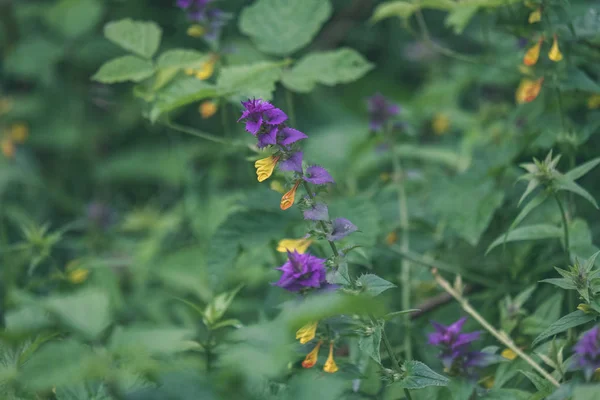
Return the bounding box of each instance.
[501,348,517,360]
[578,303,592,313]
[68,268,90,284]
[199,101,218,118]
[515,77,544,104]
[587,94,600,109]
[528,8,541,24]
[196,58,216,80]
[187,24,205,38]
[277,238,313,254]
[302,340,322,368]
[380,172,390,182]
[481,375,495,389]
[432,113,450,135]
[254,155,279,182]
[323,342,339,373]
[594,368,600,381]
[548,35,563,62]
[270,180,286,194]
[280,180,301,210]
[1,137,15,158]
[296,321,318,344]
[523,39,542,66]
[385,231,397,245]
[9,123,28,143]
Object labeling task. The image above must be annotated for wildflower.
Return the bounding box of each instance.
[304,203,329,221]
[65,260,90,284]
[274,250,327,292]
[296,321,318,344]
[501,348,517,360]
[277,127,307,146]
[432,113,450,135]
[302,340,322,368]
[280,180,301,210]
[255,155,279,182]
[277,237,313,254]
[238,98,287,135]
[184,56,217,80]
[523,39,542,66]
[573,326,600,381]
[588,94,600,109]
[549,34,563,62]
[327,218,358,241]
[528,8,541,23]
[303,166,334,185]
[515,77,544,104]
[279,151,303,172]
[428,317,486,376]
[324,342,339,373]
[187,24,205,37]
[199,101,218,118]
[367,93,400,132]
[2,123,28,158]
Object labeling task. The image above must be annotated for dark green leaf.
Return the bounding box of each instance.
[104,19,162,59]
[358,325,382,364]
[395,361,449,389]
[486,224,563,255]
[356,274,396,297]
[532,311,596,346]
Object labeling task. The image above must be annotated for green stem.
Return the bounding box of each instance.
[554,193,570,263]
[163,119,239,146]
[285,89,297,128]
[301,180,338,257]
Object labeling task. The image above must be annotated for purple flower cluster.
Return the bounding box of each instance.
[176,0,231,42]
[275,251,327,292]
[428,317,487,376]
[573,325,600,381]
[367,93,400,132]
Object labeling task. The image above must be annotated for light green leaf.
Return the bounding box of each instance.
[358,325,382,364]
[444,5,479,34]
[203,285,243,326]
[395,361,449,389]
[282,48,373,93]
[157,49,208,69]
[555,175,598,209]
[217,61,285,101]
[104,19,162,59]
[239,0,332,56]
[486,224,563,255]
[356,274,396,297]
[511,191,548,230]
[565,157,600,181]
[395,144,469,170]
[92,55,155,83]
[532,311,596,347]
[574,385,600,400]
[109,326,196,355]
[149,77,217,122]
[44,289,111,340]
[560,67,600,93]
[4,305,52,333]
[539,278,577,290]
[371,1,418,22]
[44,0,103,38]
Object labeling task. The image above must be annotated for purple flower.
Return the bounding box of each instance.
[367,93,400,132]
[238,99,287,135]
[257,126,278,148]
[304,203,329,221]
[278,127,308,146]
[327,218,358,241]
[176,0,194,9]
[274,251,327,292]
[279,151,303,172]
[303,166,334,185]
[428,317,485,376]
[573,326,600,381]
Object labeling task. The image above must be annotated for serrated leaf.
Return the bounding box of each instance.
[555,175,598,209]
[92,55,155,83]
[239,0,332,56]
[149,77,217,122]
[565,157,600,181]
[486,224,563,255]
[156,49,208,69]
[356,274,396,297]
[217,61,285,101]
[104,19,162,59]
[532,311,596,347]
[395,360,449,389]
[282,48,373,93]
[358,325,382,364]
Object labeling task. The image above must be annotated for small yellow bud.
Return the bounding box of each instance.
[187,24,205,38]
[9,123,28,143]
[195,59,215,80]
[254,155,279,182]
[481,375,495,389]
[501,348,517,360]
[528,8,541,24]
[548,35,563,62]
[323,342,339,373]
[577,303,592,313]
[515,77,544,104]
[432,113,450,135]
[302,341,322,368]
[199,101,218,118]
[295,321,318,344]
[523,39,542,66]
[68,268,90,284]
[587,94,600,109]
[385,231,397,245]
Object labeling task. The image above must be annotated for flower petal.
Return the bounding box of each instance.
[279,151,303,172]
[303,166,334,185]
[278,127,308,146]
[327,218,358,241]
[304,203,329,221]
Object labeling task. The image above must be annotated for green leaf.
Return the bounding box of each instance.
[282,48,373,93]
[486,224,563,255]
[539,278,577,290]
[44,289,111,340]
[109,326,196,355]
[92,55,155,83]
[44,0,103,38]
[356,274,396,297]
[559,67,600,93]
[444,5,478,34]
[521,293,564,336]
[156,49,208,69]
[395,360,449,389]
[4,305,53,333]
[565,157,600,181]
[511,191,548,231]
[519,370,554,395]
[150,77,217,122]
[382,309,421,320]
[555,175,598,209]
[532,311,596,347]
[217,61,285,101]
[239,0,332,56]
[573,385,600,400]
[371,1,419,22]
[104,19,162,59]
[358,325,382,364]
[203,285,243,326]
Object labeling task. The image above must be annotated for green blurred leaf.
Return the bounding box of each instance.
[156,49,208,69]
[487,224,563,255]
[150,77,217,122]
[444,5,478,34]
[371,1,418,22]
[109,326,196,355]
[395,360,449,389]
[555,175,598,209]
[203,285,243,326]
[565,157,600,181]
[358,325,382,364]
[217,61,285,101]
[573,385,600,400]
[44,0,103,38]
[356,274,396,297]
[532,311,596,347]
[239,0,332,56]
[92,55,155,83]
[104,19,162,59]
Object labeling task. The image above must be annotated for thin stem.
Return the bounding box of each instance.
[285,89,297,128]
[554,193,570,263]
[432,269,561,388]
[301,180,338,257]
[555,86,567,135]
[163,119,237,146]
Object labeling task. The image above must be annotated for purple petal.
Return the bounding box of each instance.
[176,0,194,9]
[279,151,303,172]
[278,127,308,146]
[245,115,262,135]
[263,108,288,125]
[304,203,329,221]
[303,166,334,185]
[448,317,468,335]
[327,218,358,241]
[257,126,278,148]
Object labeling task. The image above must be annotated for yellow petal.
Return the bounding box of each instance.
[302,341,322,368]
[199,101,218,118]
[501,348,517,360]
[587,94,600,109]
[280,180,300,210]
[68,268,90,284]
[515,77,544,104]
[196,58,215,80]
[187,24,205,38]
[10,123,28,143]
[528,8,541,24]
[523,40,541,66]
[323,342,339,373]
[254,155,279,182]
[295,321,318,344]
[481,375,495,389]
[548,35,563,62]
[277,238,313,254]
[1,138,15,158]
[432,113,450,135]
